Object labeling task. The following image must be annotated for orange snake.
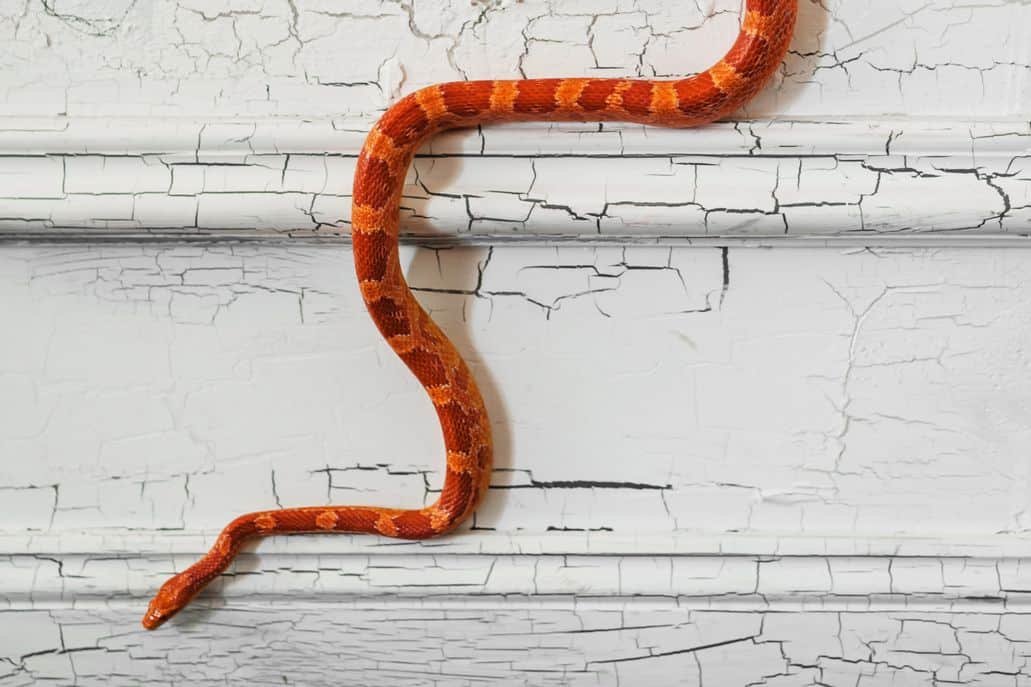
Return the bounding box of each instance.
[143,0,797,629]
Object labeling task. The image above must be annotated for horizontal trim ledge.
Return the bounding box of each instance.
[5,529,1031,558]
[8,597,1030,616]
[6,597,1029,616]
[0,116,1028,156]
[0,117,1027,240]
[4,233,1031,248]
[5,551,1031,608]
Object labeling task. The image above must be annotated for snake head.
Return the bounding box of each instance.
[141,602,171,630]
[141,574,195,630]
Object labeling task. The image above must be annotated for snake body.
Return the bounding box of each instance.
[143,0,797,629]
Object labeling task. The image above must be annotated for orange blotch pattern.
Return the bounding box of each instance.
[142,0,797,630]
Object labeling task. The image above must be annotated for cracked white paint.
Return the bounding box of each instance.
[0,0,1029,237]
[0,0,1027,118]
[5,243,1031,547]
[4,243,1031,683]
[5,0,1031,682]
[6,240,1031,677]
[0,118,1028,238]
[7,603,1031,686]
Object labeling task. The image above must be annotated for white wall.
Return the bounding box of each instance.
[3,1,1031,684]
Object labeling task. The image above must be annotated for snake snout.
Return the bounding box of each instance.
[141,602,171,630]
[141,575,192,630]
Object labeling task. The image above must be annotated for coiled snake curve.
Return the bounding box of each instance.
[143,0,797,629]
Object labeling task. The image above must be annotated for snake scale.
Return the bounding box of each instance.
[143,0,798,629]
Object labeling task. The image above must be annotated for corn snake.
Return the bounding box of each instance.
[143,0,797,629]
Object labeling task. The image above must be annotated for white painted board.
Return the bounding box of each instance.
[4,0,1031,682]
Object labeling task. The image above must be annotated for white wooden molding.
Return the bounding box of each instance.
[4,551,1029,610]
[0,117,1028,242]
[7,601,1028,685]
[6,0,1031,680]
[6,242,1031,558]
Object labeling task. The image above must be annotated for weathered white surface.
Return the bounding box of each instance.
[4,242,1031,680]
[0,118,1027,238]
[5,243,1031,549]
[1,0,1029,238]
[1,0,1027,119]
[10,603,1031,686]
[5,0,1031,682]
